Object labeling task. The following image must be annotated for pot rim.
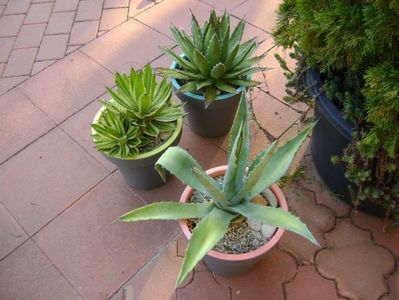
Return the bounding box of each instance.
[304,68,353,141]
[178,165,287,262]
[170,58,245,102]
[91,102,183,161]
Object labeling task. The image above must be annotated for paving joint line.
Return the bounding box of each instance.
[32,237,88,300]
[29,172,113,239]
[107,231,181,300]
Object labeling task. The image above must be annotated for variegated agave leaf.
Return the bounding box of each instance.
[91,64,184,158]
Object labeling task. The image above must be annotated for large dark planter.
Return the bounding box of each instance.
[304,69,386,217]
[170,61,244,138]
[92,107,183,190]
[179,166,287,277]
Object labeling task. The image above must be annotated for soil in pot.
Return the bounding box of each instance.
[187,176,278,255]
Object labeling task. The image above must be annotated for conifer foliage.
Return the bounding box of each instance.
[273,0,399,226]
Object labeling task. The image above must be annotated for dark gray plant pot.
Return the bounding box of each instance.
[304,69,386,217]
[92,108,183,190]
[170,61,244,138]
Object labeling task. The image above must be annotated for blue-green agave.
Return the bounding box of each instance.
[119,92,318,285]
[157,10,264,105]
[91,64,184,158]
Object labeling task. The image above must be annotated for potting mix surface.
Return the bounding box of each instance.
[0,0,398,299]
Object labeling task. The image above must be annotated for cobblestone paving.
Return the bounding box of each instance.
[0,0,398,299]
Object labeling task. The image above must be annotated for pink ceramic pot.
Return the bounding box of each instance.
[178,165,288,277]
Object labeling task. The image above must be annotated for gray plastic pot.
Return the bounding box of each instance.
[178,165,287,277]
[170,61,244,138]
[92,107,183,190]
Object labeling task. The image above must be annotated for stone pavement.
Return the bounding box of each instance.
[0,0,158,95]
[0,0,398,299]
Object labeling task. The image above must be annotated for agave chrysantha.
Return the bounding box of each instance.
[119,92,318,285]
[91,64,184,158]
[157,10,265,105]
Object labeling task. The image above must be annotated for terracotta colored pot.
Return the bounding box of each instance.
[178,165,288,277]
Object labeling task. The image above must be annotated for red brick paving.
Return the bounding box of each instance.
[0,1,398,299]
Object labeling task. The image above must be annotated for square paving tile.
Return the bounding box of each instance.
[0,37,15,62]
[0,240,82,300]
[35,174,176,300]
[53,0,79,12]
[105,0,129,8]
[46,11,75,34]
[231,0,280,33]
[69,20,99,45]
[99,7,128,31]
[0,89,54,163]
[0,127,109,235]
[75,0,103,21]
[18,51,114,123]
[135,0,212,38]
[111,240,182,300]
[14,23,46,48]
[60,98,117,171]
[252,89,300,138]
[31,59,56,75]
[82,18,173,73]
[0,14,24,37]
[37,33,69,60]
[0,203,28,260]
[24,2,53,24]
[3,48,37,76]
[128,0,155,18]
[0,76,28,96]
[199,0,248,11]
[3,0,30,15]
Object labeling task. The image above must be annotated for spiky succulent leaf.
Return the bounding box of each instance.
[223,93,249,199]
[91,110,141,159]
[214,81,237,94]
[210,63,226,79]
[91,65,184,159]
[119,90,318,286]
[119,202,214,221]
[191,167,227,207]
[234,124,316,203]
[161,10,262,104]
[193,49,211,75]
[231,203,319,246]
[177,207,236,285]
[155,147,215,195]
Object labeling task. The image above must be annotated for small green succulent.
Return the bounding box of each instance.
[158,10,264,105]
[91,64,184,158]
[119,92,318,285]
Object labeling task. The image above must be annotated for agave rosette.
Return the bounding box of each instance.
[119,92,318,285]
[158,10,265,105]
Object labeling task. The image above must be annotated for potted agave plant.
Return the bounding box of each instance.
[273,0,399,225]
[158,10,264,137]
[91,64,184,190]
[119,93,318,284]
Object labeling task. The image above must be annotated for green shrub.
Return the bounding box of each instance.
[273,0,399,226]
